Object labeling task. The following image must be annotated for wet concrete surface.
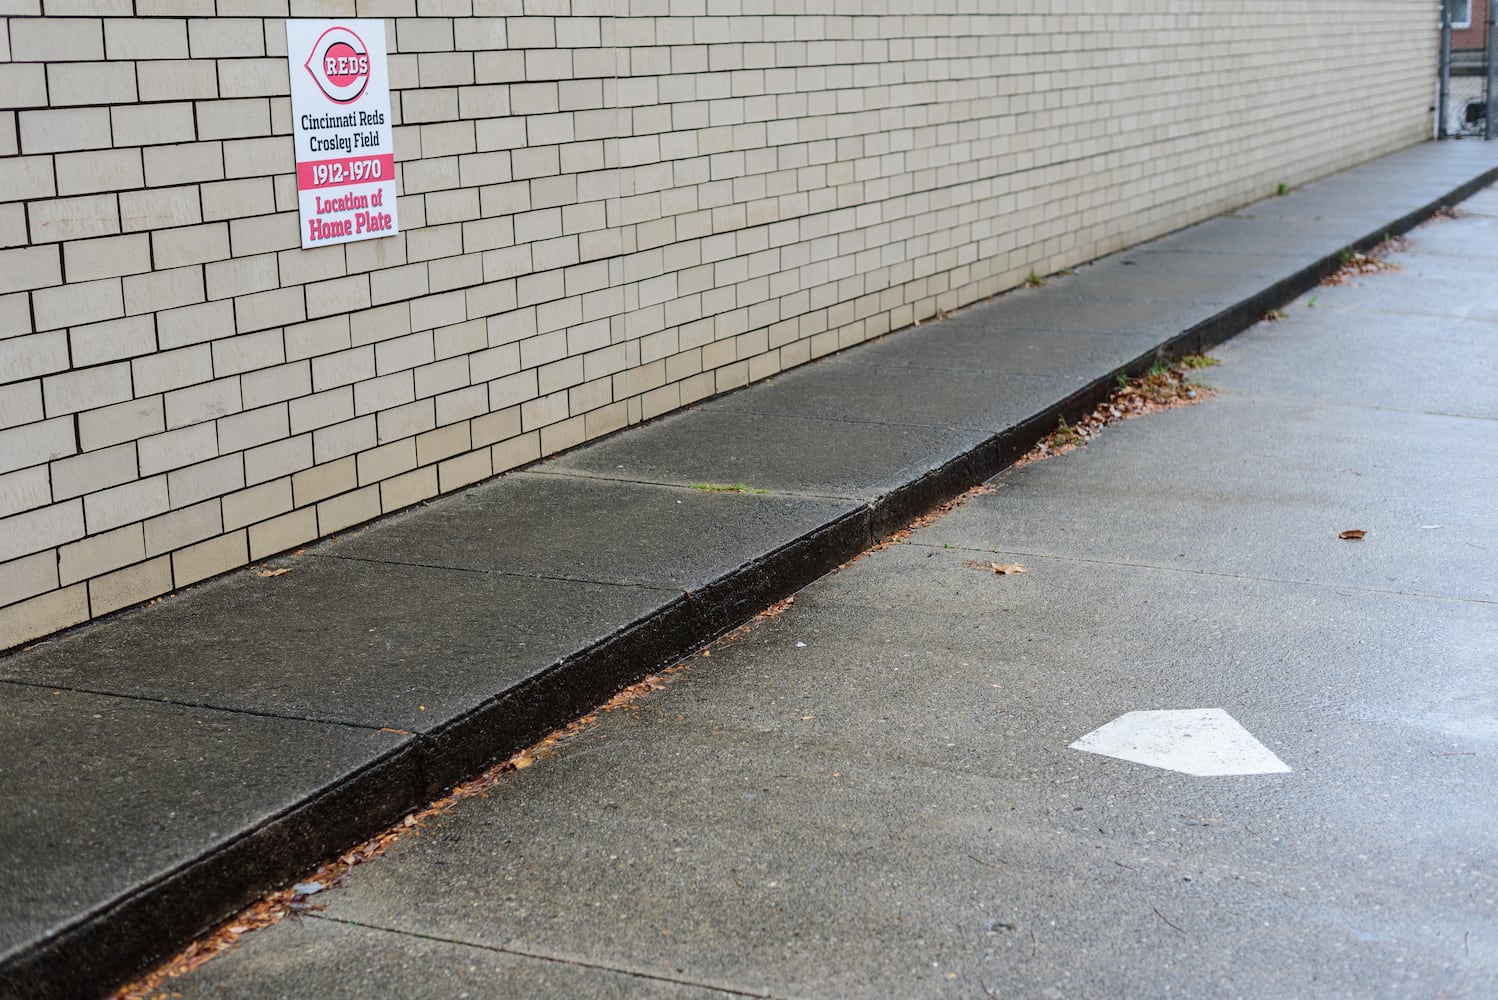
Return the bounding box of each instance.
[169,182,1498,997]
[318,472,860,591]
[0,686,406,964]
[0,556,678,730]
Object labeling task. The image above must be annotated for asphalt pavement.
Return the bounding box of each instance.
[162,182,1498,996]
[3,141,1497,1000]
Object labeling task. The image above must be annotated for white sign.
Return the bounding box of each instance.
[1070,708,1291,776]
[286,19,398,249]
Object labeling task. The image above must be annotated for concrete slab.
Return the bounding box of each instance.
[920,396,1498,602]
[319,472,860,591]
[1369,249,1497,284]
[541,408,985,500]
[260,541,1495,997]
[915,290,1219,336]
[1300,274,1498,324]
[1255,185,1423,215]
[824,323,1165,377]
[175,919,732,999]
[1296,152,1498,195]
[1209,311,1498,419]
[336,797,1477,1000]
[0,684,406,984]
[1463,187,1498,214]
[1394,212,1498,256]
[1019,262,1271,307]
[656,544,1498,800]
[1377,138,1498,176]
[1227,194,1404,224]
[706,364,1085,431]
[1137,215,1351,260]
[0,557,674,731]
[1103,249,1303,279]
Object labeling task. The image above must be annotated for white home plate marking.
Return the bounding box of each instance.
[1070,708,1290,776]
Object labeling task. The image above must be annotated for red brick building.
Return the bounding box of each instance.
[1452,0,1492,51]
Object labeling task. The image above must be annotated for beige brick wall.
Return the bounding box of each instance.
[0,2,1435,649]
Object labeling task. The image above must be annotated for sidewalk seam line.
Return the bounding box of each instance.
[521,467,871,503]
[308,553,692,594]
[0,678,395,731]
[906,542,1498,606]
[1215,388,1498,423]
[308,914,790,1000]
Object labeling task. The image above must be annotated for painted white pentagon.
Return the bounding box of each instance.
[1070,708,1291,776]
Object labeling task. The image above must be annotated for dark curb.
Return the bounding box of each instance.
[5,151,1496,1000]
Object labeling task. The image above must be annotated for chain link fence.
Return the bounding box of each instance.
[1439,0,1495,138]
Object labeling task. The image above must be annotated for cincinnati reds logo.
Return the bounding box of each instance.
[304,26,370,104]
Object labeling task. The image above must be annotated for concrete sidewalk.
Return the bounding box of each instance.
[175,176,1498,999]
[3,140,1497,1000]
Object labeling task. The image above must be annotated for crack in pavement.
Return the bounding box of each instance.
[0,678,401,732]
[306,914,789,999]
[309,551,692,595]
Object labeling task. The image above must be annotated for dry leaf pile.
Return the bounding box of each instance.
[1017,362,1215,467]
[1320,236,1406,286]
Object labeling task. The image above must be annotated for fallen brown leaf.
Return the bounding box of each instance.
[756,595,797,620]
[1338,529,1366,540]
[1321,236,1406,286]
[1016,363,1215,467]
[256,568,290,578]
[964,560,1028,575]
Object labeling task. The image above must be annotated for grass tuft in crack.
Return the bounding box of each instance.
[690,482,769,494]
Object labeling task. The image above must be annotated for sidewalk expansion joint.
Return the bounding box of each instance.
[520,466,869,504]
[1222,389,1498,424]
[310,551,692,594]
[0,678,396,732]
[308,915,792,1000]
[908,542,1498,607]
[692,404,1014,432]
[1394,246,1498,260]
[1301,305,1498,326]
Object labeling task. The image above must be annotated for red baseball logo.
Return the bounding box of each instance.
[304,26,370,104]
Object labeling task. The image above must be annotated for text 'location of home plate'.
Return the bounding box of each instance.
[1070,708,1291,777]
